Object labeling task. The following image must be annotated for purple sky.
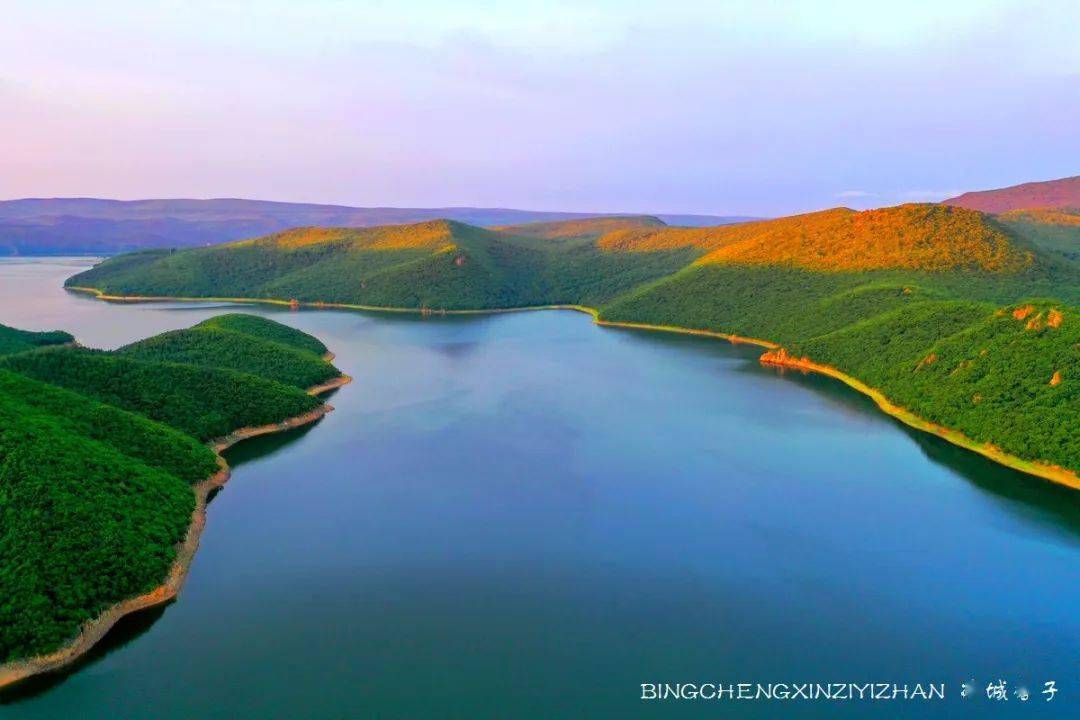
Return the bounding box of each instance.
[2,1,1077,216]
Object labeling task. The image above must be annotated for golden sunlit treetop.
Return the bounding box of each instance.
[244,220,464,251]
[496,216,666,240]
[694,204,1034,272]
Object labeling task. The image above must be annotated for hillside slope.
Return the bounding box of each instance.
[495,215,667,239]
[0,316,343,665]
[118,315,339,389]
[0,394,197,664]
[943,175,1080,213]
[0,323,73,356]
[67,219,717,309]
[1,347,323,443]
[1000,207,1080,264]
[74,203,1066,302]
[788,301,1077,468]
[696,204,1034,272]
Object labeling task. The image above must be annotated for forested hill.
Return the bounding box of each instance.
[67,203,1080,484]
[494,215,667,239]
[0,315,343,666]
[997,207,1080,265]
[939,175,1079,266]
[68,203,1076,308]
[0,324,73,355]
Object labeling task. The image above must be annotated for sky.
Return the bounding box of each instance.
[1,0,1077,216]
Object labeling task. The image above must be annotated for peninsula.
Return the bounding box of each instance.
[0,314,349,688]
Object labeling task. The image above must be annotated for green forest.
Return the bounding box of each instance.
[0,316,342,664]
[118,319,339,390]
[0,324,72,356]
[1,349,323,442]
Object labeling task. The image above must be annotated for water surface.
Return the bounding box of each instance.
[1,258,1077,718]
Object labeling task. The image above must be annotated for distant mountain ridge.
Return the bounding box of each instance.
[0,198,756,256]
[943,175,1080,213]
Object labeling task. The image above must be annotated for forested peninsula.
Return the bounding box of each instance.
[0,314,348,687]
[66,203,1080,487]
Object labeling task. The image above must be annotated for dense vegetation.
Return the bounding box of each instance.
[696,204,1032,272]
[69,219,710,309]
[1002,208,1080,264]
[0,316,340,664]
[67,205,1048,308]
[0,323,73,356]
[1,348,321,442]
[118,321,339,389]
[0,370,218,484]
[789,302,1078,468]
[67,205,1080,476]
[195,313,329,356]
[495,215,666,239]
[0,399,195,662]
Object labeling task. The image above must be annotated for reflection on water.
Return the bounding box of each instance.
[220,419,323,467]
[763,362,1080,542]
[904,426,1080,540]
[0,417,323,704]
[614,322,1080,540]
[1,608,169,704]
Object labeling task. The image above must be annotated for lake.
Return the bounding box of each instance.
[1,258,1077,718]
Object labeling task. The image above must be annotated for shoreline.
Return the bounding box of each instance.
[66,286,595,317]
[758,350,1080,490]
[0,372,352,691]
[65,286,1080,490]
[594,318,779,350]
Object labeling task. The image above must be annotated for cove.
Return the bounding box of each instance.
[1,258,1077,719]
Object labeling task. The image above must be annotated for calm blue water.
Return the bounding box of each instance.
[1,258,1077,718]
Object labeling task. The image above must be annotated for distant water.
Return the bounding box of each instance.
[2,258,1077,719]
